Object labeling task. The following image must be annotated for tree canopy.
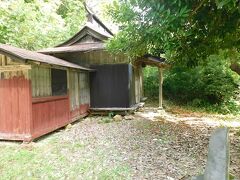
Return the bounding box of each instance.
[106,0,240,112]
[107,0,240,68]
[0,0,85,50]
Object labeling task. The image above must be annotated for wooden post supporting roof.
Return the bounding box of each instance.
[158,67,163,109]
[135,55,167,109]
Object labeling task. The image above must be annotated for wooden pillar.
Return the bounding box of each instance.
[158,67,163,109]
[139,65,144,99]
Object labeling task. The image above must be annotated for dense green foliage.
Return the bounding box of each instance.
[0,0,85,50]
[107,0,240,65]
[107,0,240,113]
[143,67,159,97]
[144,52,240,113]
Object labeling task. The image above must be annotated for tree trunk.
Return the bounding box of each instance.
[230,62,240,75]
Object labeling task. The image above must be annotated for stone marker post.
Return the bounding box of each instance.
[192,127,230,180]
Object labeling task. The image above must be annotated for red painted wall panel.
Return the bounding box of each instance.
[0,78,90,141]
[32,96,70,139]
[0,77,32,140]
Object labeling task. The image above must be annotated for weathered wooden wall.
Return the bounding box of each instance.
[49,49,146,109]
[0,54,32,141]
[79,35,100,43]
[133,65,144,104]
[68,70,90,119]
[54,50,129,66]
[0,53,90,141]
[32,96,70,139]
[0,77,32,140]
[30,65,51,97]
[79,72,90,104]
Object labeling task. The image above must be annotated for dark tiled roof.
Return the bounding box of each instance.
[143,54,165,63]
[0,44,93,71]
[39,42,105,54]
[137,54,167,68]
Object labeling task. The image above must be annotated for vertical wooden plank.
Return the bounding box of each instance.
[36,66,39,97]
[26,75,33,136]
[134,66,141,103]
[44,67,49,96]
[12,77,20,133]
[139,65,144,99]
[42,68,46,96]
[40,67,44,97]
[69,71,74,110]
[31,66,35,97]
[18,77,25,133]
[49,68,52,96]
[2,55,6,66]
[78,72,81,105]
[158,67,163,109]
[8,78,14,132]
[75,72,79,107]
[45,67,50,96]
[86,72,90,104]
[0,54,2,66]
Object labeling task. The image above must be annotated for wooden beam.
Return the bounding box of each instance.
[0,65,31,72]
[158,67,163,109]
[90,102,144,111]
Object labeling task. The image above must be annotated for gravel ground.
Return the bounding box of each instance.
[0,106,239,179]
[42,107,240,179]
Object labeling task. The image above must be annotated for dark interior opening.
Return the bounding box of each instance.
[51,69,67,96]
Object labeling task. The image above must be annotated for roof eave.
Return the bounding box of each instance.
[0,44,94,71]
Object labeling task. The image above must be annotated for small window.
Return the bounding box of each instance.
[51,69,67,96]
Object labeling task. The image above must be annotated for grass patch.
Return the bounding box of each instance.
[97,166,131,180]
[0,135,131,180]
[98,117,114,124]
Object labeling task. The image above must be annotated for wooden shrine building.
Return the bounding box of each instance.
[40,5,166,111]
[0,6,166,141]
[0,44,92,141]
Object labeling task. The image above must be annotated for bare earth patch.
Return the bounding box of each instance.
[0,106,239,179]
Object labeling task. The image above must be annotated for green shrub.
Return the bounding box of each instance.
[143,67,159,97]
[144,52,240,113]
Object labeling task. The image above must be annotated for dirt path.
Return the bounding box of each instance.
[0,107,239,179]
